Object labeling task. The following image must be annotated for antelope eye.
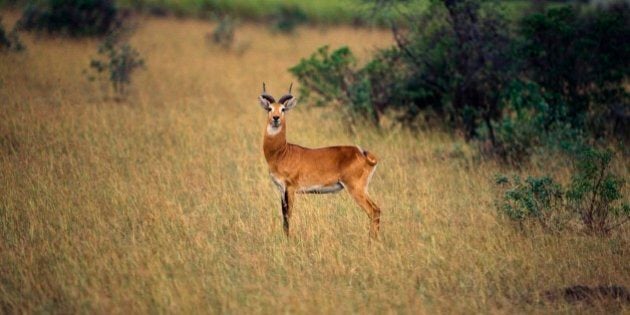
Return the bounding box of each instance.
[266,108,271,112]
[281,108,286,112]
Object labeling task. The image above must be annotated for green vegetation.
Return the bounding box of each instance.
[496,175,567,232]
[289,46,381,123]
[2,0,570,27]
[16,0,120,36]
[118,0,377,24]
[292,0,629,236]
[567,148,629,234]
[497,148,629,235]
[209,14,236,47]
[291,1,629,159]
[89,33,145,96]
[116,0,552,26]
[0,15,24,50]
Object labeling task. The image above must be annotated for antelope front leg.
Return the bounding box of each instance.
[281,188,295,237]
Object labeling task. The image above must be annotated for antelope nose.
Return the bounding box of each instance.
[273,116,280,121]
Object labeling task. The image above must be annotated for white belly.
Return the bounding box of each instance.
[298,183,344,194]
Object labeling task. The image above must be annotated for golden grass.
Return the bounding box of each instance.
[1,13,629,314]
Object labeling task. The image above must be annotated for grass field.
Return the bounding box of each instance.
[1,12,629,314]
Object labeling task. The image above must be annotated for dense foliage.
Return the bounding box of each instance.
[291,0,629,161]
[17,0,119,36]
[519,3,629,140]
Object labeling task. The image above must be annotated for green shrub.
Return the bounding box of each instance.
[289,46,375,122]
[567,148,629,235]
[290,45,418,125]
[289,46,355,104]
[485,80,581,163]
[209,15,236,48]
[89,34,144,96]
[496,175,567,232]
[497,147,628,235]
[17,0,120,37]
[0,16,25,51]
[271,4,307,33]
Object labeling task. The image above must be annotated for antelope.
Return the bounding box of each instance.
[259,83,381,239]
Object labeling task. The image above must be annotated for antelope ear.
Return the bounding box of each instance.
[259,95,271,110]
[283,97,298,111]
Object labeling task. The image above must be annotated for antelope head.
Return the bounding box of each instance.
[259,83,298,133]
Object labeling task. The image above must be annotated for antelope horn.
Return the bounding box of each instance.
[261,82,275,103]
[278,83,294,104]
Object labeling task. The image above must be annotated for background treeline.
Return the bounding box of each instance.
[291,0,629,162]
[0,0,576,28]
[0,0,417,27]
[0,0,588,37]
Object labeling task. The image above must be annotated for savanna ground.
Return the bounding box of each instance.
[1,11,629,314]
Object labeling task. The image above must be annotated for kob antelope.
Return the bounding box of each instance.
[259,83,381,239]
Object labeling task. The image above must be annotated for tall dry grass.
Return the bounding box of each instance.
[1,13,628,314]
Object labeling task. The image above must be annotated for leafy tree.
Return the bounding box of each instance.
[292,0,516,136]
[17,0,120,37]
[519,4,630,139]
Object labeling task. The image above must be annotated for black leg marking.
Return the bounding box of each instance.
[282,190,289,234]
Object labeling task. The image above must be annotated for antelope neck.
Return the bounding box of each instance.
[263,123,288,162]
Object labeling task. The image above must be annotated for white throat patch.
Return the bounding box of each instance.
[267,124,282,136]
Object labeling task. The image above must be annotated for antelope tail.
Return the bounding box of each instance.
[363,150,378,166]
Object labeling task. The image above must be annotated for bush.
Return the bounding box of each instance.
[496,175,567,232]
[0,16,25,51]
[289,46,377,123]
[289,46,354,105]
[89,33,144,96]
[271,4,307,33]
[484,80,581,163]
[209,15,236,49]
[497,147,628,235]
[567,148,629,235]
[290,44,422,126]
[17,0,120,37]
